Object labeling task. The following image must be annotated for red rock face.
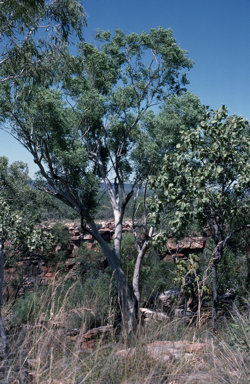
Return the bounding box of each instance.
[166,236,206,258]
[3,220,133,296]
[3,221,206,296]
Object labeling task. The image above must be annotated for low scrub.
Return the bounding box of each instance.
[1,276,250,383]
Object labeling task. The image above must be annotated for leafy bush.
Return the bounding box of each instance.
[75,242,105,279]
[141,249,176,300]
[120,233,176,301]
[41,223,71,265]
[51,223,70,248]
[14,292,42,324]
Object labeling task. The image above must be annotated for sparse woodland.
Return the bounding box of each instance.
[0,1,250,383]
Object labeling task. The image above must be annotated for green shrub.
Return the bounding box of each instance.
[75,242,105,279]
[141,249,176,300]
[51,223,70,248]
[120,233,176,301]
[14,291,41,324]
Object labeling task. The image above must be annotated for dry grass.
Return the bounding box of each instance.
[1,277,250,383]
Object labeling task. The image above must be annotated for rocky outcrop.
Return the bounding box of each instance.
[42,220,133,254]
[3,220,133,297]
[140,308,169,322]
[81,325,113,350]
[115,340,208,362]
[148,289,181,310]
[164,236,206,260]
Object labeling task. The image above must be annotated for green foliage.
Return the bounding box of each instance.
[0,196,53,253]
[173,254,208,298]
[51,223,70,248]
[120,233,176,299]
[14,291,41,324]
[141,250,176,299]
[120,232,138,290]
[227,314,250,352]
[217,247,245,295]
[132,92,202,180]
[41,223,71,265]
[1,26,194,218]
[0,156,60,224]
[1,23,199,321]
[75,242,105,279]
[0,0,86,84]
[149,105,250,239]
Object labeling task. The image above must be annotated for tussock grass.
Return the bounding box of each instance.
[1,276,250,383]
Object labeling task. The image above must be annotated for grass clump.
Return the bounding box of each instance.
[1,273,250,384]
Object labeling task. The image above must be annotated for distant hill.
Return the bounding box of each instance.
[99,183,148,194]
[99,182,135,193]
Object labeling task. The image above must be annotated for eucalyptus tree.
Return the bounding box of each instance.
[149,105,250,330]
[0,0,86,83]
[1,27,194,332]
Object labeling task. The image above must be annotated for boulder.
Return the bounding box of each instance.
[81,325,113,350]
[167,236,206,256]
[140,308,169,322]
[149,289,181,310]
[115,340,208,363]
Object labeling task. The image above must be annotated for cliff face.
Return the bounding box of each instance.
[3,221,206,299]
[3,220,133,299]
[164,236,206,260]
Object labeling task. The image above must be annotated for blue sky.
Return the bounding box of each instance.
[1,0,250,176]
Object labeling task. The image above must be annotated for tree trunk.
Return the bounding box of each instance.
[100,243,136,334]
[133,245,147,320]
[84,218,136,334]
[0,242,7,353]
[212,256,219,331]
[132,227,153,320]
[245,238,250,289]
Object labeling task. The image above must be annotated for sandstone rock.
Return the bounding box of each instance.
[115,340,208,363]
[83,233,93,241]
[167,236,206,256]
[140,308,169,322]
[70,235,81,242]
[149,289,181,310]
[99,228,112,242]
[81,325,113,350]
[174,309,184,317]
[67,328,80,340]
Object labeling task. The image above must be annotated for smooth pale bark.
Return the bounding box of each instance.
[94,148,137,333]
[0,242,7,352]
[132,226,153,319]
[85,216,136,334]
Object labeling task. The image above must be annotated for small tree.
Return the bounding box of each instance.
[149,106,250,330]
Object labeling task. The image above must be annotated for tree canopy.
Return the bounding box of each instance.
[0,0,86,83]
